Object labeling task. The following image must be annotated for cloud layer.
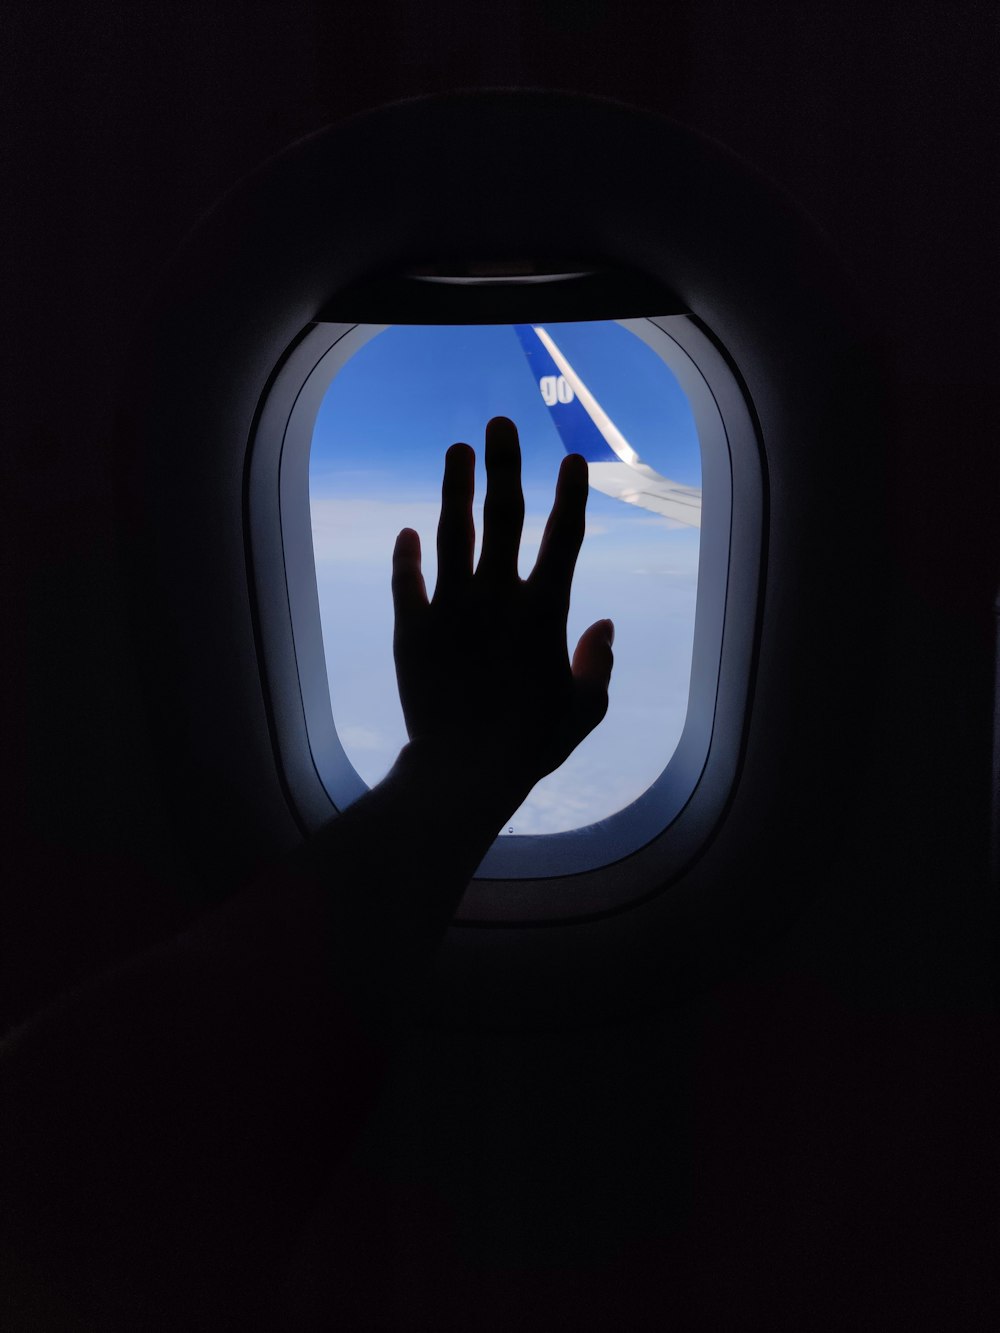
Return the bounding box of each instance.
[315,497,698,835]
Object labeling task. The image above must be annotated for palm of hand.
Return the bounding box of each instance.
[392,417,614,800]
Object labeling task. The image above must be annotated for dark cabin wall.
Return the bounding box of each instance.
[2,2,996,1328]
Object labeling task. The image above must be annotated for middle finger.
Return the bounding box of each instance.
[477,416,525,584]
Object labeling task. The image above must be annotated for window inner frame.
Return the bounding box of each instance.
[247,312,764,922]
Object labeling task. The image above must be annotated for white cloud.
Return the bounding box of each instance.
[311,496,610,572]
[506,772,641,835]
[338,724,389,753]
[311,498,441,565]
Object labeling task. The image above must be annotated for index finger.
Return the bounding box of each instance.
[528,452,588,605]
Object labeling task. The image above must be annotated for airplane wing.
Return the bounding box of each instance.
[513,324,702,528]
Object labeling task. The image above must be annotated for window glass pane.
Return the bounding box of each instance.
[309,321,701,835]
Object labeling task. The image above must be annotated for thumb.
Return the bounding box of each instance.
[570,619,614,736]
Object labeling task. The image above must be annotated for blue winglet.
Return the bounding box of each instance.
[513,325,619,464]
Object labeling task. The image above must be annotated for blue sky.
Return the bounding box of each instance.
[309,320,702,835]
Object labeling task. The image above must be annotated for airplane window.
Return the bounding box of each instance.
[253,304,753,896]
[308,321,702,836]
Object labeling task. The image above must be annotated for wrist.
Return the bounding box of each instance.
[391,736,533,832]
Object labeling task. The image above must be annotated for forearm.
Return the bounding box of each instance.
[0,741,522,1321]
[299,737,528,994]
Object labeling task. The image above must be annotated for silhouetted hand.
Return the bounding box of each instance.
[392,416,614,807]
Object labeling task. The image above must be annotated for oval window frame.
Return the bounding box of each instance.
[247,308,764,922]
